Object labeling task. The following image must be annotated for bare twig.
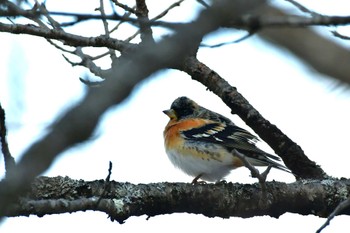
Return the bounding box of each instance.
[78,77,104,87]
[110,7,135,33]
[48,33,113,77]
[150,0,185,22]
[125,0,185,43]
[200,30,256,48]
[95,161,113,209]
[38,3,62,30]
[285,0,319,16]
[4,8,350,32]
[196,0,210,9]
[0,22,133,51]
[112,0,136,14]
[98,0,117,59]
[125,29,141,42]
[317,197,350,233]
[98,0,110,34]
[46,39,74,53]
[135,0,154,44]
[331,30,350,40]
[74,48,109,78]
[106,161,113,182]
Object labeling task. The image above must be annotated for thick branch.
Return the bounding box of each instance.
[5,176,350,223]
[181,57,326,179]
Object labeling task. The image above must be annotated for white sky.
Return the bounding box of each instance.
[1,0,350,232]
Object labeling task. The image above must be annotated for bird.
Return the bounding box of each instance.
[163,96,289,183]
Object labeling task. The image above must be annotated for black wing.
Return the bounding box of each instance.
[181,122,280,161]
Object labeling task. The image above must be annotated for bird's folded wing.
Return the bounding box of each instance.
[181,122,281,161]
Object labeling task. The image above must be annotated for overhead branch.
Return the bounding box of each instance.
[257,5,350,85]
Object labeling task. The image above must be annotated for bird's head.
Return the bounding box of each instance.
[163,96,199,120]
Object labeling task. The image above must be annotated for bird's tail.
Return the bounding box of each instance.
[244,151,292,174]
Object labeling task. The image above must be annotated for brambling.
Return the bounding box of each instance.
[163,96,289,183]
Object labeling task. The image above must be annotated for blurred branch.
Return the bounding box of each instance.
[200,31,255,47]
[150,0,185,22]
[257,5,350,85]
[2,3,350,86]
[0,103,16,177]
[285,0,320,16]
[2,9,350,28]
[111,0,136,14]
[332,30,350,40]
[5,176,350,223]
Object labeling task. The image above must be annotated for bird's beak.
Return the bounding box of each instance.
[163,109,176,119]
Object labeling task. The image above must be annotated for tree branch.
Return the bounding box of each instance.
[135,0,154,44]
[317,196,350,233]
[181,56,326,179]
[0,103,16,177]
[5,176,350,223]
[2,3,350,86]
[0,22,133,51]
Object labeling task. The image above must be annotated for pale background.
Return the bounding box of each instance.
[1,0,350,232]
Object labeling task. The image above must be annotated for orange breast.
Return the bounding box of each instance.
[163,118,209,149]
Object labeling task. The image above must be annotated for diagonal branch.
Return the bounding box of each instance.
[181,56,326,179]
[317,197,350,233]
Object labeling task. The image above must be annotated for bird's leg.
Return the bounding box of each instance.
[233,150,262,180]
[233,152,274,209]
[260,165,273,182]
[233,149,272,192]
[191,174,205,184]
